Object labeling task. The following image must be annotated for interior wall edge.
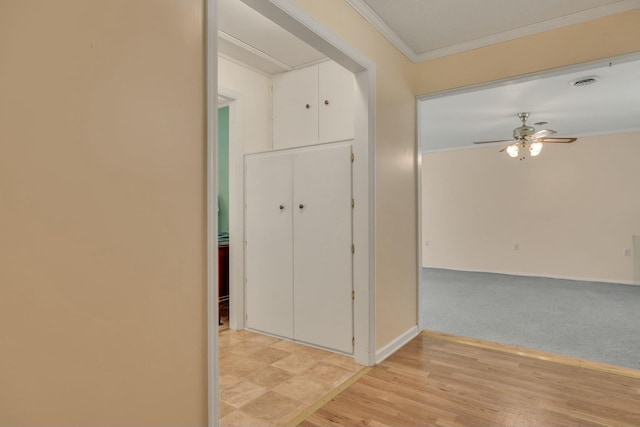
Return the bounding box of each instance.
[413,9,640,96]
[374,325,420,364]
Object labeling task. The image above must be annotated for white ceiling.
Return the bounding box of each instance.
[348,0,640,61]
[419,56,640,152]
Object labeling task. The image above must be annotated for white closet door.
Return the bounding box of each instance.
[293,145,353,353]
[245,153,294,338]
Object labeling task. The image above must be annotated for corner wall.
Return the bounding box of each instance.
[291,0,418,350]
[0,1,207,425]
[284,3,640,352]
[422,132,640,284]
[218,56,273,153]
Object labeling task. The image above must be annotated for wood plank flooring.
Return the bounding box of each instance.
[299,331,640,427]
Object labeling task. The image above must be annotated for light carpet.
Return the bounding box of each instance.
[420,268,640,370]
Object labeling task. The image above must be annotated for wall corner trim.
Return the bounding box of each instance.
[375,325,420,364]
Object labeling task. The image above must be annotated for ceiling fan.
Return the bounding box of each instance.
[474,112,577,159]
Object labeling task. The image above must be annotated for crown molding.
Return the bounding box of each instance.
[346,0,640,63]
[414,0,640,61]
[345,0,419,62]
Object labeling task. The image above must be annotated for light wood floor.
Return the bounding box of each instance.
[299,331,640,427]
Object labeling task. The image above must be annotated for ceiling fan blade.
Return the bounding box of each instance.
[539,137,577,143]
[532,129,556,138]
[498,145,510,152]
[473,139,512,145]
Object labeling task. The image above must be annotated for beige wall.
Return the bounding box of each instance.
[218,56,273,152]
[414,9,640,95]
[0,1,207,425]
[415,8,640,286]
[2,2,638,423]
[422,132,640,284]
[290,0,418,350]
[285,3,640,350]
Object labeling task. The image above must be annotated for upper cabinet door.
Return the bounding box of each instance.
[318,61,355,144]
[273,65,319,149]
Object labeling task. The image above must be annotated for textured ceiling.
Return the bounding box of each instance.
[352,0,640,60]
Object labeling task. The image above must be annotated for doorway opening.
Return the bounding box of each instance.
[211,0,377,424]
[216,0,376,363]
[416,53,640,368]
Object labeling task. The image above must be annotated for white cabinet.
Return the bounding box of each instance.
[272,66,318,149]
[273,61,354,149]
[317,61,355,144]
[245,144,353,353]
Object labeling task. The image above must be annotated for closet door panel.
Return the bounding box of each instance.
[245,153,294,338]
[293,145,353,353]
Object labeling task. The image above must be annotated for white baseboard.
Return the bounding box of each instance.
[375,325,419,364]
[423,266,638,286]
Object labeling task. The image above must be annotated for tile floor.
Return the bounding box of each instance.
[219,329,363,426]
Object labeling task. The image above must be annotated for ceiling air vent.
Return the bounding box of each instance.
[570,76,599,87]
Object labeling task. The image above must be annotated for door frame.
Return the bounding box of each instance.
[217,89,244,331]
[209,0,377,424]
[205,1,218,425]
[229,0,377,366]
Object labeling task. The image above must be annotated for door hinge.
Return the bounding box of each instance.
[352,290,355,300]
[351,244,355,254]
[351,152,354,162]
[351,198,355,208]
[352,337,355,346]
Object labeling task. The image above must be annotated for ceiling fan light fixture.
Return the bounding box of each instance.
[506,144,520,158]
[475,112,578,158]
[529,141,543,156]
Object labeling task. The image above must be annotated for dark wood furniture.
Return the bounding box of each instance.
[218,243,229,324]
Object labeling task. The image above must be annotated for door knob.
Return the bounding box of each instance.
[305,104,310,109]
[279,205,285,210]
[299,204,304,209]
[324,100,329,105]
